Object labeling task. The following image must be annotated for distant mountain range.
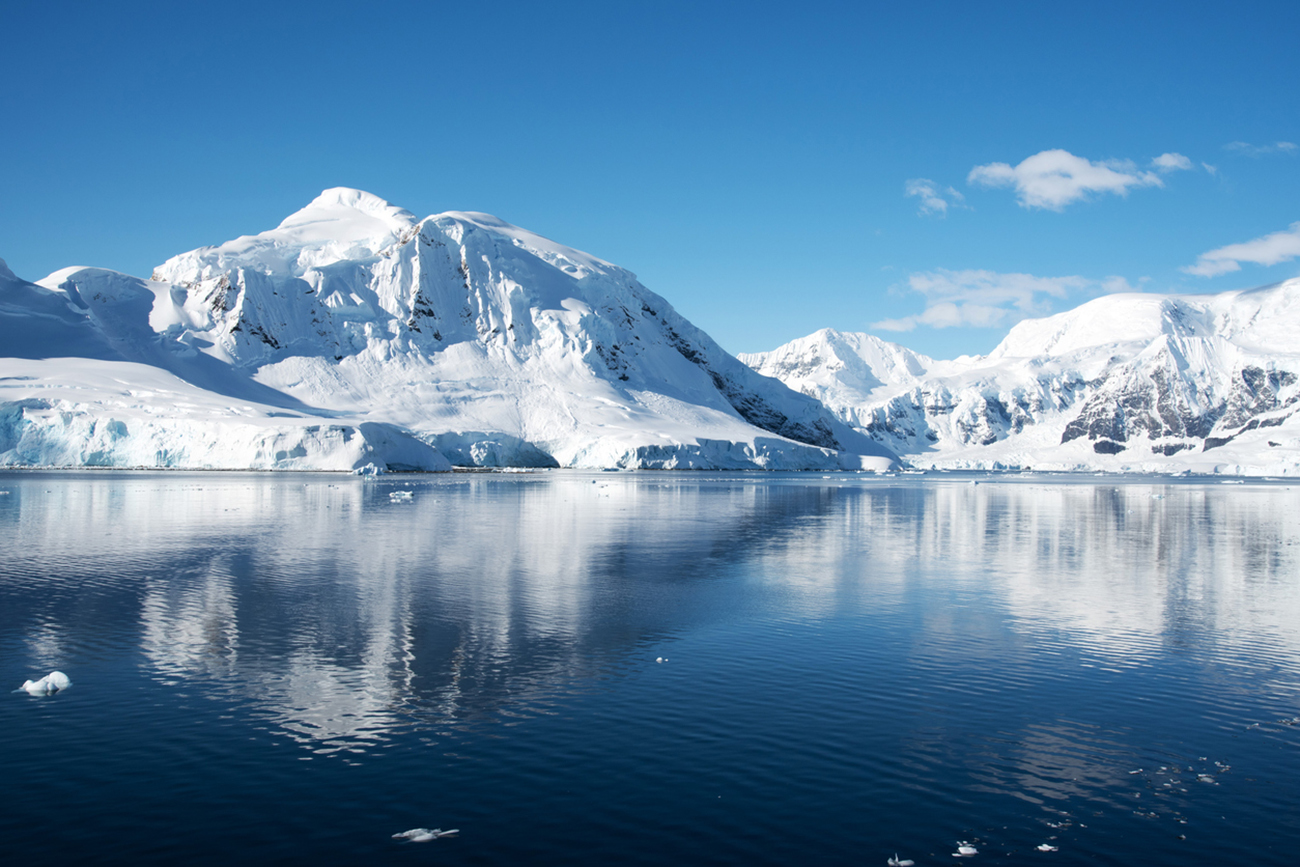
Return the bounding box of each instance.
[740,282,1300,474]
[3,188,1296,474]
[0,189,893,472]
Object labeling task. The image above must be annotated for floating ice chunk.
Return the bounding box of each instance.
[18,671,71,695]
[888,855,915,866]
[389,490,413,501]
[392,829,426,839]
[353,463,385,476]
[954,842,978,856]
[393,828,458,842]
[1037,843,1059,852]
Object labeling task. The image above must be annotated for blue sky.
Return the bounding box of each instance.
[3,0,1298,358]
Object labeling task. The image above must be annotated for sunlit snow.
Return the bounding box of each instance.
[1,190,895,472]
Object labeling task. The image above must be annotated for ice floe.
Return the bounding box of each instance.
[392,828,458,842]
[18,671,71,695]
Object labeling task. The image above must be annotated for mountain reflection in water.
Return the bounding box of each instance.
[1,471,1298,865]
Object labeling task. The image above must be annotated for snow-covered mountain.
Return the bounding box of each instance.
[1,189,896,471]
[741,283,1300,474]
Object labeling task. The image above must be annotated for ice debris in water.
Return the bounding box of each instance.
[389,490,413,501]
[392,828,458,842]
[888,855,915,866]
[1037,844,1059,852]
[953,842,978,857]
[18,671,71,695]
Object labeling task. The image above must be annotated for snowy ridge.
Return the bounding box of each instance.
[1,192,897,472]
[742,282,1300,474]
[738,329,933,427]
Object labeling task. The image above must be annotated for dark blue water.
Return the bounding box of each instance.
[2,471,1298,865]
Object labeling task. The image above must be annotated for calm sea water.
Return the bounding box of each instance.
[2,470,1298,865]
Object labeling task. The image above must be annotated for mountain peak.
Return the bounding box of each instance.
[154,188,418,284]
[280,187,417,233]
[740,328,931,398]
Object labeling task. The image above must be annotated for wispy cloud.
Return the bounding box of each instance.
[1150,152,1193,173]
[967,149,1165,211]
[1223,141,1298,157]
[1183,222,1300,277]
[870,269,1142,332]
[904,178,965,216]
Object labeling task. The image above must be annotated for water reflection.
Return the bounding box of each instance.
[3,473,1299,755]
[2,480,1300,733]
[141,566,239,682]
[4,471,1300,864]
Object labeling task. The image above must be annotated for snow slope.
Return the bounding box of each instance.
[742,283,1300,475]
[1,190,897,471]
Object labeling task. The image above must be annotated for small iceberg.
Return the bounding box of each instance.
[389,490,414,501]
[1037,843,1059,852]
[888,855,915,866]
[953,842,978,857]
[392,828,458,842]
[18,671,71,695]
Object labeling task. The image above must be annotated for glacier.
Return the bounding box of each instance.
[1,189,896,472]
[740,282,1300,475]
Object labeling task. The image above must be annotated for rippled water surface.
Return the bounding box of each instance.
[2,470,1299,865]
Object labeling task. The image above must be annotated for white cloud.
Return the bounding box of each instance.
[1224,141,1298,157]
[967,149,1164,211]
[904,178,965,216]
[870,269,1136,332]
[1151,152,1192,173]
[1183,222,1300,277]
